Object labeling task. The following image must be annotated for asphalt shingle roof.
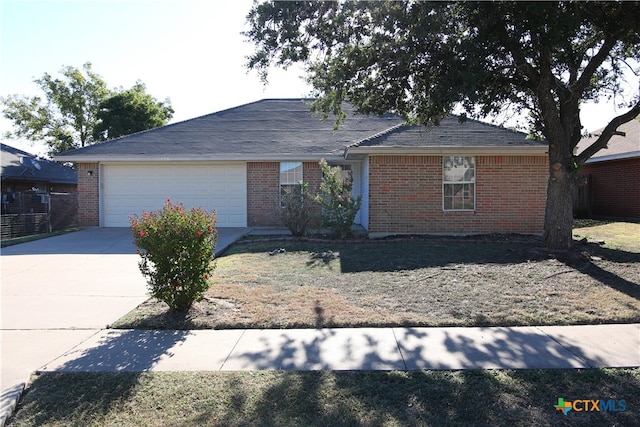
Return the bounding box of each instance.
[350,116,545,148]
[54,99,546,161]
[1,143,77,185]
[576,118,640,161]
[56,99,403,159]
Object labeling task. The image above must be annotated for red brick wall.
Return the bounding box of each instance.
[247,161,324,227]
[76,162,99,226]
[580,157,640,219]
[247,162,280,226]
[367,155,548,235]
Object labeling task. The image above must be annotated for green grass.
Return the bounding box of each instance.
[573,220,640,252]
[8,369,640,426]
[112,236,640,330]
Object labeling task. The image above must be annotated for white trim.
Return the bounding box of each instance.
[345,145,546,158]
[361,156,369,230]
[442,156,476,212]
[585,151,640,163]
[54,153,345,162]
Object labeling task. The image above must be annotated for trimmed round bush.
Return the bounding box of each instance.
[130,199,217,311]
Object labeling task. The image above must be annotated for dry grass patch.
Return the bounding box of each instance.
[112,236,640,330]
[8,369,640,426]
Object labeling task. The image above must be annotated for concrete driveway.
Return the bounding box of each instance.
[0,227,248,424]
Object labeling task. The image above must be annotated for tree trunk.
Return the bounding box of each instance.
[543,147,578,250]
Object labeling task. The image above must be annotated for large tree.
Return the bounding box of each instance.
[2,63,173,155]
[244,1,640,249]
[2,62,109,155]
[93,82,174,141]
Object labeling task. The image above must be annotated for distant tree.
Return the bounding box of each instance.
[1,62,109,155]
[245,1,640,249]
[93,82,174,141]
[2,63,173,155]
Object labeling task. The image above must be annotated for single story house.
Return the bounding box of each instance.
[575,117,640,219]
[54,99,548,236]
[2,143,78,235]
[1,143,77,194]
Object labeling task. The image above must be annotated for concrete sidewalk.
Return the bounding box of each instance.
[41,324,639,373]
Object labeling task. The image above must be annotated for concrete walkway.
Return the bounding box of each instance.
[1,227,639,425]
[40,324,640,373]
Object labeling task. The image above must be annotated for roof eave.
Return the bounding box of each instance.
[53,153,346,163]
[344,145,548,159]
[584,151,640,163]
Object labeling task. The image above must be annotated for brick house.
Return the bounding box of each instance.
[575,118,640,219]
[55,99,548,235]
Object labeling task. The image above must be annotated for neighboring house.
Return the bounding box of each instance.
[1,143,78,236]
[54,99,548,236]
[1,143,77,194]
[575,118,640,219]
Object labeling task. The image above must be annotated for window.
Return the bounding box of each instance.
[280,162,303,207]
[443,156,475,211]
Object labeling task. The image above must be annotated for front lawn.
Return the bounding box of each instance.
[7,369,639,426]
[573,220,640,252]
[112,235,640,330]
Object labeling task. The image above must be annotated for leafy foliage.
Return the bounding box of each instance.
[280,181,315,237]
[93,82,174,141]
[245,1,640,249]
[314,160,361,239]
[130,200,217,311]
[1,63,173,155]
[1,62,109,155]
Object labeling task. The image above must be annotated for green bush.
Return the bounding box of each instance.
[281,181,315,236]
[314,159,362,239]
[130,199,217,311]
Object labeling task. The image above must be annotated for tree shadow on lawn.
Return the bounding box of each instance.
[14,369,640,426]
[557,243,640,301]
[11,330,190,425]
[226,236,639,276]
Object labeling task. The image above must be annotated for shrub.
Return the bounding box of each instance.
[130,199,217,311]
[314,159,362,239]
[280,181,315,236]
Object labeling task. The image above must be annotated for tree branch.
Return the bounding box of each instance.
[572,37,618,95]
[576,100,640,163]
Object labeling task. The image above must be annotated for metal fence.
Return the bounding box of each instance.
[1,191,78,240]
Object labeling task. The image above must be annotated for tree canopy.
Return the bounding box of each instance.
[245,1,640,249]
[1,63,173,156]
[93,82,174,141]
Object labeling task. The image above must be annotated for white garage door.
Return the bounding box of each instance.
[101,162,247,227]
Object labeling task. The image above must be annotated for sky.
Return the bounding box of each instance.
[1,0,637,158]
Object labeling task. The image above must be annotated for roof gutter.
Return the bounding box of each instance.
[584,151,640,163]
[344,145,548,159]
[53,153,346,163]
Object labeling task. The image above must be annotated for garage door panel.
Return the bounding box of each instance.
[102,163,247,227]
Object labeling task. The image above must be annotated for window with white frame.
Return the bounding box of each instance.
[443,156,475,211]
[329,163,353,183]
[280,162,303,207]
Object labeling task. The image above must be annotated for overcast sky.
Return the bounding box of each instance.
[1,0,636,157]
